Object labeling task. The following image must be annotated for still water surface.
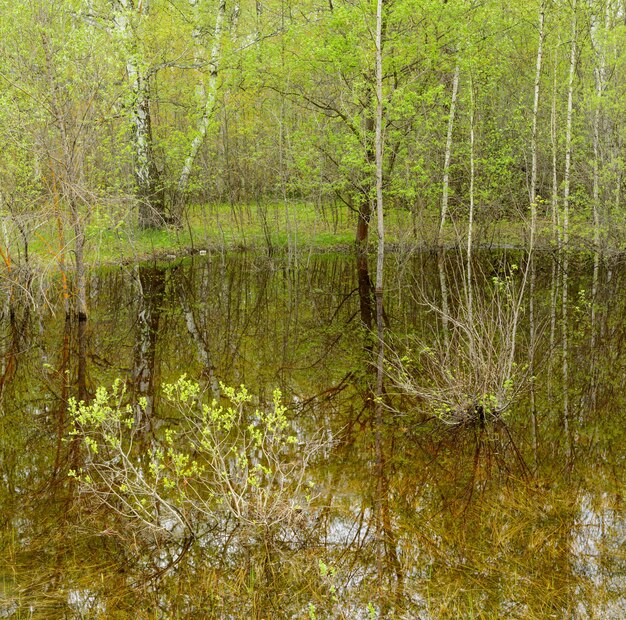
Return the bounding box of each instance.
[1,249,625,619]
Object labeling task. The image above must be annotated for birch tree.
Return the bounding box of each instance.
[529,0,545,443]
[530,0,545,247]
[373,0,386,602]
[176,0,227,207]
[114,0,164,228]
[562,0,578,437]
[590,1,610,250]
[438,64,459,244]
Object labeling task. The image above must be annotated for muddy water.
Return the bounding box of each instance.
[1,249,625,619]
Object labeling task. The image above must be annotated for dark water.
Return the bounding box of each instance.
[1,249,626,619]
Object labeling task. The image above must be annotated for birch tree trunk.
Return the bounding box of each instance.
[591,2,608,251]
[530,0,545,248]
[375,1,384,302]
[562,1,576,252]
[176,0,227,207]
[529,0,545,470]
[374,0,386,599]
[551,50,560,246]
[438,64,459,244]
[115,0,163,228]
[562,0,577,439]
[589,4,609,416]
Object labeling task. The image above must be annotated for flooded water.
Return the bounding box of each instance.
[1,248,626,619]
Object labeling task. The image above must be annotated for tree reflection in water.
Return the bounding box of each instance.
[1,250,626,618]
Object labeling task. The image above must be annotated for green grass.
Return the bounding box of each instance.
[4,201,611,270]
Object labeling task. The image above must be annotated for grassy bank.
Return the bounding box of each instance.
[4,201,612,270]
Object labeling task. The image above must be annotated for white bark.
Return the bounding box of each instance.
[562,0,577,438]
[375,0,384,297]
[589,7,607,412]
[530,1,545,249]
[177,0,227,199]
[551,50,560,245]
[374,0,385,592]
[179,284,220,396]
[529,0,544,470]
[592,74,601,249]
[562,1,577,250]
[438,64,460,243]
[591,3,609,250]
[374,0,384,396]
[114,0,161,226]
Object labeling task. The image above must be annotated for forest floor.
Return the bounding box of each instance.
[16,202,616,268]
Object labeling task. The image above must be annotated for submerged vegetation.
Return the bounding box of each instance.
[1,251,626,617]
[391,261,532,424]
[2,0,626,617]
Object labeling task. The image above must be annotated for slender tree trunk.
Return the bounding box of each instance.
[278,0,294,260]
[529,0,544,471]
[438,64,459,244]
[467,72,475,356]
[591,3,608,251]
[530,0,545,247]
[133,265,166,429]
[548,44,561,411]
[592,91,602,248]
[590,248,600,414]
[548,253,558,404]
[589,4,606,414]
[375,3,384,302]
[356,112,375,248]
[562,0,577,440]
[605,131,623,225]
[115,0,163,228]
[77,303,88,402]
[356,198,372,245]
[70,200,87,320]
[551,50,560,246]
[374,0,385,603]
[177,0,227,207]
[438,248,450,349]
[563,2,576,252]
[593,46,604,249]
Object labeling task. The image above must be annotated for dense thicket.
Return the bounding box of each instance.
[1,0,625,247]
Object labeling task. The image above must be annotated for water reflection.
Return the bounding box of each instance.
[133,265,166,428]
[1,250,626,617]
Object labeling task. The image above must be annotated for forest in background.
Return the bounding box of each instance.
[1,0,626,266]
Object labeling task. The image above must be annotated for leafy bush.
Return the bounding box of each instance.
[69,376,318,539]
